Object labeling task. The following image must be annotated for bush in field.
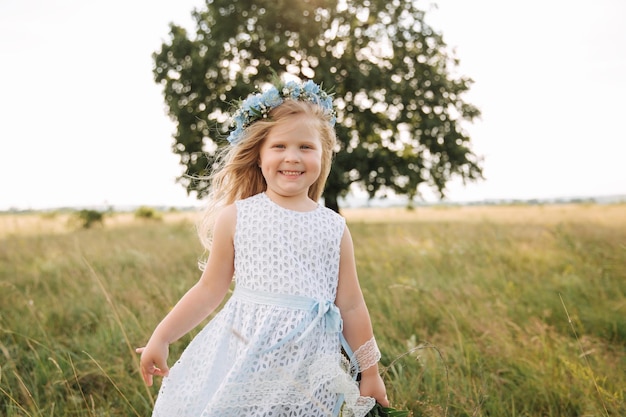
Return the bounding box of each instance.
[135,206,162,220]
[75,209,104,229]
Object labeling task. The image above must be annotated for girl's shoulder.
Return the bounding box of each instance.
[215,203,238,226]
[318,206,347,238]
[319,205,346,223]
[233,193,272,219]
[235,192,265,208]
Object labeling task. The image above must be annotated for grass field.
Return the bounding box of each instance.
[1,203,624,416]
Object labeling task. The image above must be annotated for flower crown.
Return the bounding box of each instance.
[227,79,336,145]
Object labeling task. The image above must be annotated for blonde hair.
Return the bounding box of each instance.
[197,99,337,251]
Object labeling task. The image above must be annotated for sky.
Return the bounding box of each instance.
[1,0,625,210]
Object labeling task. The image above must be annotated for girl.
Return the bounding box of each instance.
[137,78,388,417]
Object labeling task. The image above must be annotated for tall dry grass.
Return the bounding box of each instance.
[1,204,624,416]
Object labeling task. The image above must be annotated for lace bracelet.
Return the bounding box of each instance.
[351,336,381,372]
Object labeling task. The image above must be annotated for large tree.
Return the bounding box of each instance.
[153,0,483,211]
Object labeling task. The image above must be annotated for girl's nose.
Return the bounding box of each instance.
[284,148,301,162]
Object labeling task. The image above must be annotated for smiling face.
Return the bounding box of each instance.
[258,113,323,207]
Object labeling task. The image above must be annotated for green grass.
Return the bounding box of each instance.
[1,205,624,416]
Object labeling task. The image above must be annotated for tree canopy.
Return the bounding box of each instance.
[153,0,483,211]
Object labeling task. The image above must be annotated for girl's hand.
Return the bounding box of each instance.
[136,342,170,386]
[359,372,389,407]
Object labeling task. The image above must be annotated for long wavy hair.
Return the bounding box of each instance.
[196,99,337,252]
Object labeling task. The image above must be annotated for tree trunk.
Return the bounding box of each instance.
[323,191,340,213]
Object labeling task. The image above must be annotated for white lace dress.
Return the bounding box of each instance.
[151,192,375,417]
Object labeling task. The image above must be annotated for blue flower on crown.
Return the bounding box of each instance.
[261,87,283,108]
[302,80,320,96]
[226,79,336,145]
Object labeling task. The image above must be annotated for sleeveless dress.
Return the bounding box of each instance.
[151,192,375,417]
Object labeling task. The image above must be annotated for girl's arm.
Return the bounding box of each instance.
[335,225,389,406]
[137,204,237,386]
